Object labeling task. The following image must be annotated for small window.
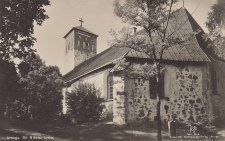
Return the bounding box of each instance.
[149,74,164,99]
[108,75,113,99]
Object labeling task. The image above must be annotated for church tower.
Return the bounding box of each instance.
[63,19,98,74]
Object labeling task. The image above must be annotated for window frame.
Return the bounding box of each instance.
[107,74,113,100]
[149,74,164,99]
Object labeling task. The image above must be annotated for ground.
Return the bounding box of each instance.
[0,119,224,141]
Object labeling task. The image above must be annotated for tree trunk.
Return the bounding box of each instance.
[157,94,162,141]
[156,63,162,141]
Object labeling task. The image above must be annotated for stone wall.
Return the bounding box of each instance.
[124,63,213,125]
[74,29,97,67]
[64,28,97,74]
[210,59,225,125]
[165,64,213,122]
[113,75,126,125]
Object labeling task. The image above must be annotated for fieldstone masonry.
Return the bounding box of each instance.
[113,63,215,125]
[113,76,126,125]
[168,65,211,122]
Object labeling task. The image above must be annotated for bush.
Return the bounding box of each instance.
[66,83,105,123]
[59,114,71,124]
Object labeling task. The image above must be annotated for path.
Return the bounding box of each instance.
[0,120,72,141]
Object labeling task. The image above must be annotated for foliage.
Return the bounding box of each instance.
[112,58,166,81]
[66,83,105,123]
[27,65,64,120]
[18,54,43,77]
[0,0,50,60]
[206,0,225,36]
[205,0,225,60]
[13,54,64,120]
[0,59,20,118]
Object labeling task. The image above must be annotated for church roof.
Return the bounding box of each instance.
[63,47,130,82]
[63,7,213,83]
[63,26,98,38]
[126,7,213,62]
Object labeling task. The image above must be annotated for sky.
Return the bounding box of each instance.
[32,0,218,75]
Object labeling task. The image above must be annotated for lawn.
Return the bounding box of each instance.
[0,119,224,141]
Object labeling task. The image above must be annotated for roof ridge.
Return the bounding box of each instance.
[74,26,98,36]
[63,26,98,38]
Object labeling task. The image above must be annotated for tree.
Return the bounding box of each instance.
[16,54,43,118]
[205,0,225,60]
[17,54,64,120]
[0,0,50,60]
[66,83,105,123]
[27,65,64,120]
[111,1,191,140]
[0,59,19,119]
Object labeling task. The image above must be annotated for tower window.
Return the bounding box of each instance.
[86,43,89,50]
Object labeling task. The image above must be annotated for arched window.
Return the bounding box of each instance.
[107,74,113,100]
[149,74,164,99]
[211,68,218,95]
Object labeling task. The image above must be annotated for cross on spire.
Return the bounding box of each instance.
[79,18,84,27]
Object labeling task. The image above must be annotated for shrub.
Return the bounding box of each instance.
[66,83,105,123]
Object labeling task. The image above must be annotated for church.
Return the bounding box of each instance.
[62,8,225,126]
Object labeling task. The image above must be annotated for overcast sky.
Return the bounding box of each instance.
[32,0,217,75]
